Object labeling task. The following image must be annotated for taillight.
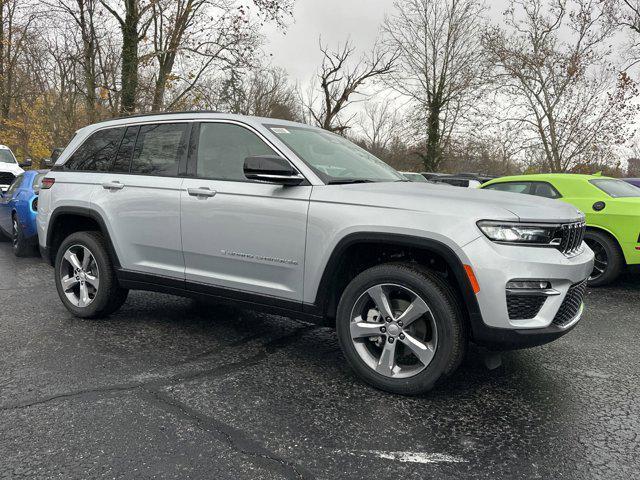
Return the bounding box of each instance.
[41,177,55,189]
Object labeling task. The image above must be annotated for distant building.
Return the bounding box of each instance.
[628,158,640,177]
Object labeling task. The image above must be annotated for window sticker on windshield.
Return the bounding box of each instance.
[271,127,290,134]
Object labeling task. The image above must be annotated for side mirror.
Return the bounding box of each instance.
[244,155,304,186]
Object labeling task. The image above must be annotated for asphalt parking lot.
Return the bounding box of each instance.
[1,239,638,480]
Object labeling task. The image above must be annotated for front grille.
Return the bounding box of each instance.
[555,221,586,256]
[507,295,546,320]
[552,279,588,327]
[0,172,15,186]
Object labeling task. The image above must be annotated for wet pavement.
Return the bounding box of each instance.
[0,239,638,479]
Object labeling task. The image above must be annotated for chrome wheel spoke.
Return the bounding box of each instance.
[400,332,435,367]
[350,320,383,339]
[376,340,397,375]
[85,273,99,290]
[78,283,90,307]
[63,250,82,271]
[81,247,92,269]
[61,275,79,291]
[396,296,430,327]
[366,285,394,320]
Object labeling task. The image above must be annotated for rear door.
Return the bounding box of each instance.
[180,121,311,302]
[89,122,190,279]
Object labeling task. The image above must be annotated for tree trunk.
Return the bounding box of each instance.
[0,0,9,120]
[151,76,165,111]
[152,57,175,112]
[0,1,5,121]
[120,0,139,115]
[424,103,442,170]
[78,1,97,122]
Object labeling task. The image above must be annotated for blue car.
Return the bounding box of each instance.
[0,170,47,256]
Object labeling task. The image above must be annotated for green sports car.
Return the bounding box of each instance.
[481,173,640,286]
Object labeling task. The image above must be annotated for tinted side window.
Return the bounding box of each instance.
[64,127,124,171]
[130,123,188,176]
[484,182,533,195]
[6,174,23,195]
[113,126,139,173]
[196,123,275,181]
[533,182,561,199]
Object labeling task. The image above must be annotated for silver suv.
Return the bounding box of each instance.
[37,112,594,395]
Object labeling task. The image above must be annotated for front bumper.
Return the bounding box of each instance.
[461,235,594,349]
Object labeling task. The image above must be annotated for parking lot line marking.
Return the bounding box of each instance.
[341,449,466,464]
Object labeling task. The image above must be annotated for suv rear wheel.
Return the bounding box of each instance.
[54,231,128,318]
[336,263,466,395]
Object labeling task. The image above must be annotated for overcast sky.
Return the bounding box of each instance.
[263,0,510,85]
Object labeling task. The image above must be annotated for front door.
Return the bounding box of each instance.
[181,121,311,302]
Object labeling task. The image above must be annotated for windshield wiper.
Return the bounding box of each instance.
[327,179,376,185]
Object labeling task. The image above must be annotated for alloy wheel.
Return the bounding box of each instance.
[349,283,438,379]
[59,244,100,307]
[585,238,608,282]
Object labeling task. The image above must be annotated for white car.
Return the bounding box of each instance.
[0,145,24,192]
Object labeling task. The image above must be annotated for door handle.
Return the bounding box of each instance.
[187,187,217,198]
[102,181,124,191]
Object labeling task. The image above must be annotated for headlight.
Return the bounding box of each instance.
[477,221,560,245]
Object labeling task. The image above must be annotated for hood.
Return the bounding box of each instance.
[0,162,24,177]
[314,181,584,223]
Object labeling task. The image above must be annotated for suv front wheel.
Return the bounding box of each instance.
[336,263,466,395]
[54,231,128,318]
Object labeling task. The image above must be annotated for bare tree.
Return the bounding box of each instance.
[304,40,396,134]
[359,99,402,155]
[100,0,153,114]
[146,0,294,111]
[608,1,640,70]
[616,0,640,33]
[483,0,637,172]
[45,0,106,122]
[382,0,488,171]
[150,0,204,111]
[0,0,36,119]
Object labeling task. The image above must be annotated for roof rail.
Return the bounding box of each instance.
[93,110,222,125]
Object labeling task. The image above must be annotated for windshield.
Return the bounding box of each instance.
[590,179,640,198]
[266,125,404,184]
[0,149,16,164]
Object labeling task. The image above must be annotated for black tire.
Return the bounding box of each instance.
[584,230,624,287]
[54,231,129,318]
[12,215,34,257]
[336,263,467,395]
